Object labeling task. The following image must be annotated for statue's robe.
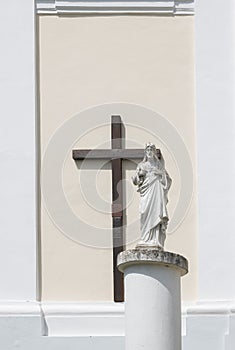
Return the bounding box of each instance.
[138,166,171,243]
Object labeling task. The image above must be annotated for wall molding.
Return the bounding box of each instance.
[0,301,233,337]
[36,0,194,15]
[182,301,235,316]
[0,301,234,348]
[0,302,41,316]
[1,301,235,338]
[42,302,125,336]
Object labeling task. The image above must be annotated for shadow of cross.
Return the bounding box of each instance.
[72,115,161,302]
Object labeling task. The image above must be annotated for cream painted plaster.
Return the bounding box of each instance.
[39,15,196,301]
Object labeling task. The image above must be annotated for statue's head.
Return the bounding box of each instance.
[144,142,157,160]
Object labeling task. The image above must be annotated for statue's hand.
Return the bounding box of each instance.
[132,175,141,186]
[138,169,146,178]
[132,173,144,186]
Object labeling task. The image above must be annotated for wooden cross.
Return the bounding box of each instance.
[72,115,161,302]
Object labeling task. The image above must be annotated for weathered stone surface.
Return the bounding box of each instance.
[117,249,188,276]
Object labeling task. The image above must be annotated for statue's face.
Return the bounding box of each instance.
[145,146,155,160]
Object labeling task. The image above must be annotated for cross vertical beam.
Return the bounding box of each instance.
[111,116,125,302]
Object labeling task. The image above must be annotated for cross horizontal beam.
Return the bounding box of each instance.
[72,149,161,160]
[73,149,144,160]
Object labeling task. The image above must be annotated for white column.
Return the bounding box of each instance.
[0,0,37,300]
[118,250,188,350]
[195,0,235,300]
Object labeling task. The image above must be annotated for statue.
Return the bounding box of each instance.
[132,143,172,250]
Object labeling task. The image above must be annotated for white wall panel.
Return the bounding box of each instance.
[0,0,37,300]
[195,0,235,300]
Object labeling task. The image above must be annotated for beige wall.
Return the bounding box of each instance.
[39,15,197,301]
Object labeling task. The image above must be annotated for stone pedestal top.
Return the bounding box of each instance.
[117,249,188,276]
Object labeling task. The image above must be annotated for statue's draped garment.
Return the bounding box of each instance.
[137,163,171,242]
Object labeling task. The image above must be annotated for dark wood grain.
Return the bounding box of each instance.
[72,149,145,160]
[111,117,125,302]
[113,217,124,302]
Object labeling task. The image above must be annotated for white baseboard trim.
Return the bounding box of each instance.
[182,301,235,316]
[42,302,125,336]
[0,301,41,316]
[36,0,194,15]
[0,300,235,337]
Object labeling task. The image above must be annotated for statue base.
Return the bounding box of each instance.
[117,249,188,350]
[135,243,164,250]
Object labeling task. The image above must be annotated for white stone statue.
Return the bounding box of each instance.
[132,143,172,249]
